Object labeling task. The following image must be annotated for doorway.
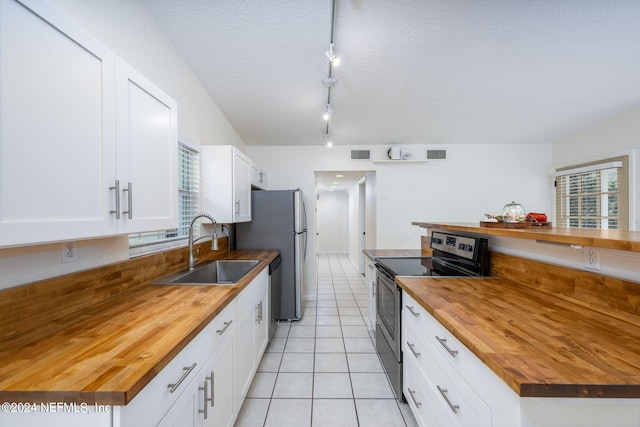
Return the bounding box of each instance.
[314,171,376,274]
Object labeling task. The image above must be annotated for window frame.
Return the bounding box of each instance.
[555,154,631,230]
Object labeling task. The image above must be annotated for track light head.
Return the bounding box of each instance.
[324,43,340,65]
[322,104,333,121]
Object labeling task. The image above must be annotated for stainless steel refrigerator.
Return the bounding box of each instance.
[236,189,307,321]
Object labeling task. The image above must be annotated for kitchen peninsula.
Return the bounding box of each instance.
[396,222,640,426]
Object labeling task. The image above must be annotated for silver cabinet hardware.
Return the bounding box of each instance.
[167,362,197,393]
[206,371,214,407]
[436,336,458,357]
[259,301,263,322]
[235,200,240,216]
[258,171,264,183]
[407,388,422,408]
[405,305,420,317]
[109,180,121,219]
[198,380,209,419]
[406,341,421,358]
[216,320,233,335]
[122,182,133,219]
[437,385,460,413]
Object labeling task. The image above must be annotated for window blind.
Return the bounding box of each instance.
[555,156,628,229]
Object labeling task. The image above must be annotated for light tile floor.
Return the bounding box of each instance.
[234,253,418,427]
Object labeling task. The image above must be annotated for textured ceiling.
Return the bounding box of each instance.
[141,0,640,147]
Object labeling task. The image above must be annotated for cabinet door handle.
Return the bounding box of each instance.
[407,388,422,408]
[198,380,209,419]
[122,182,133,219]
[167,362,197,393]
[205,371,214,407]
[109,180,121,219]
[405,305,420,317]
[406,341,421,358]
[217,320,233,335]
[255,303,260,323]
[436,336,458,357]
[259,171,264,183]
[235,200,240,216]
[259,301,263,322]
[437,385,460,414]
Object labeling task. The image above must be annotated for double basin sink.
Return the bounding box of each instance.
[152,259,261,285]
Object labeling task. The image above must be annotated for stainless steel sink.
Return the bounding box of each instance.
[152,260,261,285]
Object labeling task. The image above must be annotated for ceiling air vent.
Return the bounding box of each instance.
[351,150,371,160]
[426,149,447,160]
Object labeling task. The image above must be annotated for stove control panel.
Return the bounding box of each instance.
[430,231,480,260]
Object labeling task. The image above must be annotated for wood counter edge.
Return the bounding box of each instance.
[397,279,640,399]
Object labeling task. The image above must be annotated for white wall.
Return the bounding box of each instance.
[552,106,640,230]
[0,0,244,290]
[316,191,348,253]
[246,143,552,298]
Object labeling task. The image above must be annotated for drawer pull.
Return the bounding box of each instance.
[167,362,197,393]
[437,385,460,414]
[405,305,420,317]
[406,341,421,358]
[436,336,458,357]
[217,320,233,335]
[407,388,422,408]
[198,380,209,419]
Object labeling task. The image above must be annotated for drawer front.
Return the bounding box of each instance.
[404,318,491,427]
[210,298,237,350]
[236,269,267,313]
[121,299,236,427]
[403,292,494,401]
[403,355,438,427]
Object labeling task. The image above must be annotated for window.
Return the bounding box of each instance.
[129,142,200,252]
[555,155,629,229]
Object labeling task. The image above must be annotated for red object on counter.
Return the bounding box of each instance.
[526,213,548,223]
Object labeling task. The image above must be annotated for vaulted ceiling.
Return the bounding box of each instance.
[141,0,640,147]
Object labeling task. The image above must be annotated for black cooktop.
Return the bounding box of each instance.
[375,257,435,277]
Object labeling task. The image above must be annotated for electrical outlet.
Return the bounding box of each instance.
[62,241,78,264]
[583,248,600,271]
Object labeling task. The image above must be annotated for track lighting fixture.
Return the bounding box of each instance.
[325,133,333,147]
[324,43,340,66]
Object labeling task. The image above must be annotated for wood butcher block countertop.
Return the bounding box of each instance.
[396,275,640,398]
[0,249,278,406]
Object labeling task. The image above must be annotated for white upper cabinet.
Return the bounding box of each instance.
[250,162,267,190]
[0,0,178,247]
[201,146,251,223]
[0,0,117,246]
[115,59,178,234]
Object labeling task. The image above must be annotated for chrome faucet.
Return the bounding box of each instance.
[188,213,218,270]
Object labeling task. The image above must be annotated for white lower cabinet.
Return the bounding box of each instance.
[402,292,640,427]
[0,269,270,427]
[364,257,376,331]
[236,269,269,402]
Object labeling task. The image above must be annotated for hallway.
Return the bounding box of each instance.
[234,253,417,427]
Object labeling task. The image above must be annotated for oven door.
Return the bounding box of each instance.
[375,268,401,360]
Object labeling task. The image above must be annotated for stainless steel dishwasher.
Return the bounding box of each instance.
[268,255,282,339]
